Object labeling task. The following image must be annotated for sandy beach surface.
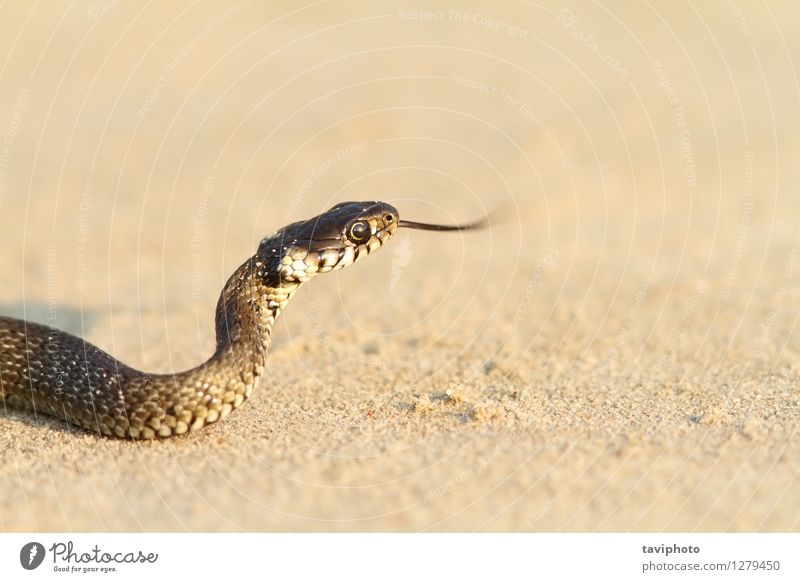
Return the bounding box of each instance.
[1,1,799,532]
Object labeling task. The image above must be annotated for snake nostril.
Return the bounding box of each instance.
[384,213,394,223]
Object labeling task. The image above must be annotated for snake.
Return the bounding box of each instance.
[0,201,488,439]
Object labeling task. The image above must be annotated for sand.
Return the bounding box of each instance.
[1,1,799,532]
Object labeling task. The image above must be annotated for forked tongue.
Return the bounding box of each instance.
[399,204,508,232]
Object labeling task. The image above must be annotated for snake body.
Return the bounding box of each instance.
[0,202,403,439]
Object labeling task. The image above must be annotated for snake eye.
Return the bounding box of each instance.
[348,221,371,242]
[384,213,395,223]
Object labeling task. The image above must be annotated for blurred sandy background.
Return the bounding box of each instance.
[1,0,799,531]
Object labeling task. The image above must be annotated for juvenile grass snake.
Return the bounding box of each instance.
[0,201,488,439]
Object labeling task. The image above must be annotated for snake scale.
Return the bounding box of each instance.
[0,201,486,439]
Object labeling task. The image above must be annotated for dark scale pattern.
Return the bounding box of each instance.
[0,257,285,439]
[0,201,399,439]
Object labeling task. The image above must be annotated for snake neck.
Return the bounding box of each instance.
[198,251,300,392]
[135,252,300,438]
[213,255,298,359]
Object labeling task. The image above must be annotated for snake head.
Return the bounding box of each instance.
[261,201,399,283]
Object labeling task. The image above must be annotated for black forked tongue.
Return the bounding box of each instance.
[398,216,492,232]
[399,201,511,232]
